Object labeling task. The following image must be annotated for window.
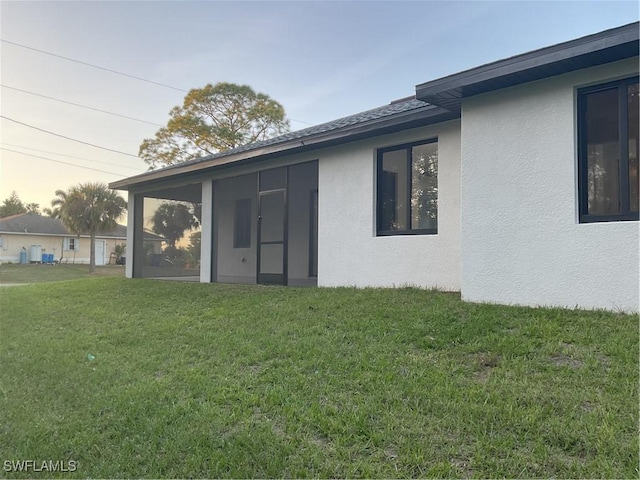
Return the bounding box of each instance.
[377,139,438,235]
[578,76,639,222]
[64,237,79,251]
[233,198,252,248]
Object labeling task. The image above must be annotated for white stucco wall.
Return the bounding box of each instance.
[318,120,461,290]
[460,58,639,312]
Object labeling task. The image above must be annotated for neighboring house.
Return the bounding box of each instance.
[110,23,639,312]
[0,213,163,265]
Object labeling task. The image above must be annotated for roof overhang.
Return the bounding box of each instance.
[110,104,458,191]
[415,22,639,111]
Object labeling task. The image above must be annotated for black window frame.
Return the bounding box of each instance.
[577,76,639,223]
[376,138,438,236]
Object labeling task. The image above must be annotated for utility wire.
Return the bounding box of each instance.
[1,38,187,92]
[0,143,145,171]
[1,148,131,177]
[1,85,165,127]
[0,115,139,157]
[1,39,313,128]
[1,39,313,127]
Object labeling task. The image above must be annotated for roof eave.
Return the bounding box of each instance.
[415,22,640,109]
[110,104,458,191]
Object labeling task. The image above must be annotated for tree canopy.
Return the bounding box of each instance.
[0,191,25,217]
[139,82,290,169]
[0,191,41,217]
[25,203,41,214]
[51,182,127,273]
[150,202,198,248]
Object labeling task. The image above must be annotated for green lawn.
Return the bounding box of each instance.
[0,263,124,284]
[1,278,637,478]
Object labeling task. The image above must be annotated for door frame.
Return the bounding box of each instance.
[256,169,288,285]
[94,239,106,266]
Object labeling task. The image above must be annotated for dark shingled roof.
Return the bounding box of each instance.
[175,98,431,169]
[0,213,163,240]
[0,213,70,235]
[110,97,455,190]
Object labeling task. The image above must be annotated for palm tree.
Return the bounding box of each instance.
[42,206,61,218]
[51,182,127,273]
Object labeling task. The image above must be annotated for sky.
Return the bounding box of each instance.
[1,1,638,213]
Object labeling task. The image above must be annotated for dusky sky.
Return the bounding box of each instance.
[1,1,638,211]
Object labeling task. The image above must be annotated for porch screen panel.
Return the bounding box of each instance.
[260,167,286,191]
[259,193,285,242]
[629,83,639,212]
[260,244,284,274]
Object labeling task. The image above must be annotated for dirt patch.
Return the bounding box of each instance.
[597,354,611,368]
[581,400,595,412]
[250,407,286,437]
[384,447,398,460]
[473,368,491,383]
[476,353,500,368]
[450,457,473,477]
[470,352,500,382]
[549,354,584,369]
[310,433,334,452]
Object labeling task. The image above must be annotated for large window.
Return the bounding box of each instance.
[377,139,438,235]
[578,76,639,222]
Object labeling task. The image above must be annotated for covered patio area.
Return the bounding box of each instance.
[122,160,318,286]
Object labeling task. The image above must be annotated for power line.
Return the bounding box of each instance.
[1,148,131,177]
[0,143,145,171]
[1,39,313,128]
[0,116,139,157]
[1,85,164,127]
[1,84,313,130]
[0,39,313,126]
[0,38,187,92]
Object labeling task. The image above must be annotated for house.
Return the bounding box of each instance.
[110,23,639,312]
[0,213,163,265]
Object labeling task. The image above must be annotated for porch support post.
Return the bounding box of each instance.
[200,179,213,283]
[127,192,144,279]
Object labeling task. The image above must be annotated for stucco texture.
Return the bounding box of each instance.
[460,58,639,312]
[318,121,461,291]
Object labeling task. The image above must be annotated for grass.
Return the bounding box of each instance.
[1,278,638,478]
[0,264,124,284]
